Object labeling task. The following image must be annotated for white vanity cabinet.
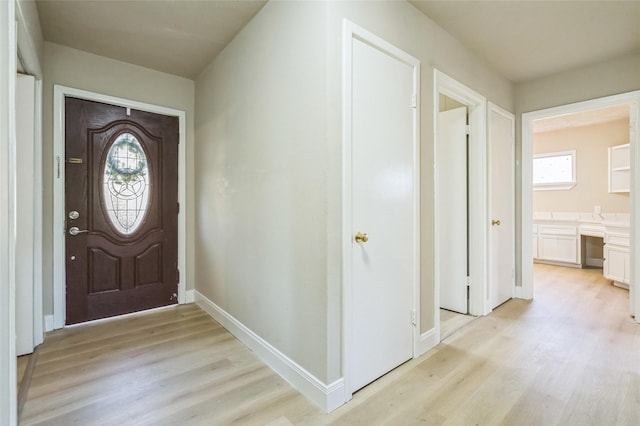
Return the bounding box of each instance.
[537,224,579,265]
[532,224,538,259]
[603,227,630,289]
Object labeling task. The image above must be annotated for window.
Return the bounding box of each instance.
[102,133,150,235]
[533,150,576,191]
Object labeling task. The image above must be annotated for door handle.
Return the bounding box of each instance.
[354,232,369,243]
[68,226,89,236]
[491,219,501,226]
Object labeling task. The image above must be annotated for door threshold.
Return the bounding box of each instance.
[63,304,179,329]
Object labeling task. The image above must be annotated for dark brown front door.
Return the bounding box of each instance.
[65,97,179,325]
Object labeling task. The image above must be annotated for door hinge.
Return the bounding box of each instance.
[411,93,417,108]
[411,309,417,326]
[177,202,180,214]
[176,268,180,284]
[466,276,471,287]
[465,125,470,135]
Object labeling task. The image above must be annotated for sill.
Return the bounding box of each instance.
[534,182,576,191]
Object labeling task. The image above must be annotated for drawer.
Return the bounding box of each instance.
[539,225,577,236]
[605,232,630,246]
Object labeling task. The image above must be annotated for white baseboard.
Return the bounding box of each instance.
[185,289,195,303]
[416,328,438,356]
[194,290,346,413]
[514,285,531,300]
[44,315,54,332]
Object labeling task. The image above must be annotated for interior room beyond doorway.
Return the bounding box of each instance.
[531,103,631,304]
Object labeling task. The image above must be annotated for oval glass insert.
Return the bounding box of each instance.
[102,133,150,235]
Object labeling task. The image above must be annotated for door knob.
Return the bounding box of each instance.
[68,226,89,236]
[491,219,501,226]
[354,232,368,243]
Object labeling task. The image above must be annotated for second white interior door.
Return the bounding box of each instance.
[437,106,468,314]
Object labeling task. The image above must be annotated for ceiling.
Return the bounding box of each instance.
[35,1,640,82]
[532,104,630,134]
[410,1,640,83]
[35,0,267,79]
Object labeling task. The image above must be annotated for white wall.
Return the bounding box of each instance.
[42,42,196,317]
[516,53,640,115]
[533,118,630,213]
[194,0,513,393]
[514,52,640,286]
[195,1,330,382]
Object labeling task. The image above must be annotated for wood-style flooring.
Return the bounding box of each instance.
[20,264,640,425]
[440,309,476,341]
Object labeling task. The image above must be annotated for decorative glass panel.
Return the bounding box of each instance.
[103,133,150,235]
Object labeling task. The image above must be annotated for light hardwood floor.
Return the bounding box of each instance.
[21,264,640,425]
[440,309,476,341]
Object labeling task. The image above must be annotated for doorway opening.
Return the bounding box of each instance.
[434,70,488,343]
[437,95,472,339]
[521,91,640,321]
[531,104,631,307]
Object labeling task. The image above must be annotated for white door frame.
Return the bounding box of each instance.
[1,0,17,423]
[521,90,640,322]
[16,0,44,351]
[488,102,516,308]
[342,20,420,402]
[434,70,489,339]
[52,85,187,329]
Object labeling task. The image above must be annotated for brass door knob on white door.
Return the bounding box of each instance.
[354,232,369,243]
[491,219,501,226]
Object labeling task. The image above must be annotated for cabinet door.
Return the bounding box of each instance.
[623,251,630,284]
[539,235,578,263]
[608,144,630,193]
[604,245,628,283]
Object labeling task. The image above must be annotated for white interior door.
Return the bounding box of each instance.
[16,73,35,356]
[437,107,468,314]
[350,36,416,393]
[488,104,515,309]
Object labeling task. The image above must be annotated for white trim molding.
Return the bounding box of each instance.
[434,70,489,325]
[416,328,439,356]
[521,91,640,321]
[194,291,345,413]
[52,85,188,329]
[44,315,54,333]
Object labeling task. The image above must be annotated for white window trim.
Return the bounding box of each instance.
[533,149,576,191]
